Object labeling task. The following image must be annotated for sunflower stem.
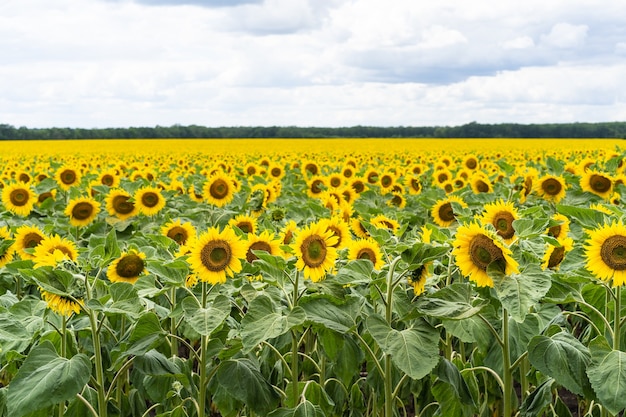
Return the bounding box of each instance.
[85,279,107,417]
[384,256,402,417]
[291,270,300,405]
[58,315,67,417]
[614,285,621,351]
[198,282,208,417]
[170,286,178,357]
[502,308,513,417]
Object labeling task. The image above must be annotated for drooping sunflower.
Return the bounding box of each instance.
[542,237,574,271]
[13,224,46,260]
[347,238,384,270]
[107,250,147,285]
[161,219,196,247]
[32,234,78,268]
[534,175,567,203]
[584,221,626,286]
[2,182,37,217]
[319,216,352,249]
[293,221,339,282]
[55,165,81,191]
[203,173,235,207]
[405,176,422,195]
[408,264,429,296]
[350,217,370,239]
[135,186,166,216]
[452,222,519,287]
[0,226,14,268]
[40,290,82,316]
[480,200,519,244]
[580,170,613,200]
[188,226,247,284]
[371,213,400,234]
[547,213,570,239]
[64,196,101,227]
[245,230,282,263]
[431,195,467,227]
[105,189,138,220]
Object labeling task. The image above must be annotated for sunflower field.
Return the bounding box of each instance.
[1,138,626,417]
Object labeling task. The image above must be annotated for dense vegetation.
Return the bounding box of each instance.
[1,121,626,140]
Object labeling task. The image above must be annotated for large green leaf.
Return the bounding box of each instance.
[299,295,359,333]
[492,263,552,322]
[527,330,591,396]
[587,337,626,415]
[512,218,550,239]
[268,400,325,417]
[431,358,476,416]
[0,314,34,357]
[366,314,439,380]
[416,283,487,320]
[334,259,374,286]
[519,378,556,417]
[215,358,280,415]
[240,294,306,352]
[7,341,91,417]
[124,311,166,357]
[556,204,606,229]
[181,294,231,336]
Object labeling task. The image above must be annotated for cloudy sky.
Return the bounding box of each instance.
[2,0,626,128]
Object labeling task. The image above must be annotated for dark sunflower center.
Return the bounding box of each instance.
[50,245,74,258]
[357,248,375,261]
[24,233,44,248]
[469,234,504,271]
[547,246,566,269]
[352,181,365,193]
[101,175,114,186]
[310,179,324,194]
[466,158,477,169]
[438,202,455,222]
[493,211,515,240]
[271,167,281,177]
[367,172,378,184]
[72,202,94,220]
[10,188,29,206]
[410,179,421,192]
[247,166,256,175]
[116,254,145,278]
[330,177,341,187]
[167,226,188,245]
[38,192,53,203]
[390,194,403,207]
[112,195,135,215]
[246,241,272,263]
[541,178,562,196]
[343,168,353,178]
[590,174,611,193]
[283,230,293,245]
[60,170,77,185]
[301,235,327,268]
[475,180,489,193]
[600,235,626,270]
[523,177,533,197]
[305,163,318,175]
[381,175,393,187]
[209,179,229,200]
[19,173,30,183]
[438,173,448,183]
[548,224,562,238]
[200,240,231,272]
[141,192,159,208]
[327,226,342,248]
[237,222,252,234]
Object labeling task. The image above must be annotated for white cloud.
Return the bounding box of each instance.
[540,23,588,48]
[501,36,535,50]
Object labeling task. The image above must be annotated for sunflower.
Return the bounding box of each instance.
[13,224,46,260]
[405,176,422,195]
[387,192,406,209]
[584,221,626,286]
[470,174,493,194]
[97,170,120,188]
[463,154,480,171]
[228,214,258,235]
[32,234,78,269]
[371,214,400,234]
[347,238,384,270]
[40,290,82,316]
[350,217,370,239]
[188,226,247,284]
[408,264,429,296]
[547,213,570,239]
[431,195,467,227]
[293,221,339,282]
[302,160,320,177]
[55,166,81,191]
[64,196,100,227]
[0,227,14,268]
[203,173,236,207]
[542,237,574,271]
[327,173,344,189]
[135,186,166,216]
[580,170,613,199]
[37,189,57,205]
[105,189,138,220]
[245,230,282,263]
[480,200,518,244]
[350,177,367,194]
[534,175,567,203]
[452,222,519,287]
[378,172,396,194]
[161,219,196,247]
[319,216,352,249]
[188,186,204,203]
[306,176,326,198]
[2,182,37,216]
[107,250,147,285]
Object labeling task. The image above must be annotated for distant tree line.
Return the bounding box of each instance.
[1,121,625,140]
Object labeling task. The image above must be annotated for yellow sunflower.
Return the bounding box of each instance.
[470,174,493,194]
[405,176,422,195]
[387,192,406,209]
[463,154,480,171]
[542,237,574,271]
[580,170,613,199]
[13,224,47,260]
[371,214,400,234]
[105,189,138,220]
[107,250,147,284]
[306,176,327,198]
[40,290,82,316]
[350,177,367,194]
[431,195,467,227]
[188,226,247,284]
[350,217,370,239]
[64,196,100,227]
[0,226,14,268]
[245,230,282,263]
[452,222,519,287]
[135,186,166,216]
[534,175,567,203]
[408,264,429,296]
[37,189,57,205]
[161,219,196,247]
[97,169,120,188]
[319,216,352,249]
[293,221,339,282]
[55,165,81,191]
[32,234,78,268]
[547,213,570,239]
[584,221,626,286]
[2,182,37,217]
[347,238,384,270]
[480,200,519,244]
[203,173,235,207]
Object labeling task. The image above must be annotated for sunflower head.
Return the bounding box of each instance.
[203,174,236,207]
[161,219,196,246]
[188,226,247,284]
[245,230,281,263]
[534,175,567,203]
[13,224,47,260]
[105,189,138,220]
[107,250,147,285]
[293,221,339,282]
[347,238,384,270]
[542,237,574,271]
[584,221,626,286]
[65,196,100,227]
[480,200,518,243]
[581,170,613,199]
[2,182,37,217]
[431,196,467,228]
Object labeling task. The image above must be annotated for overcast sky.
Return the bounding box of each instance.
[2,0,626,128]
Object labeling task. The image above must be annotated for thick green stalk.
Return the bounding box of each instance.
[291,270,300,404]
[84,276,107,417]
[198,282,208,417]
[384,256,402,417]
[58,316,67,417]
[614,285,621,351]
[502,308,512,417]
[170,287,178,358]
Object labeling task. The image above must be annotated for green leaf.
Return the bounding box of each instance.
[147,259,188,286]
[240,294,306,352]
[7,341,91,417]
[557,204,606,229]
[519,378,556,417]
[587,337,626,415]
[416,283,487,320]
[106,281,143,318]
[267,401,325,417]
[182,294,231,336]
[299,295,359,333]
[366,314,439,380]
[215,358,280,415]
[492,264,552,322]
[0,314,35,357]
[433,358,475,406]
[134,349,182,376]
[527,330,591,396]
[123,311,166,357]
[252,251,291,283]
[334,259,374,286]
[511,218,550,239]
